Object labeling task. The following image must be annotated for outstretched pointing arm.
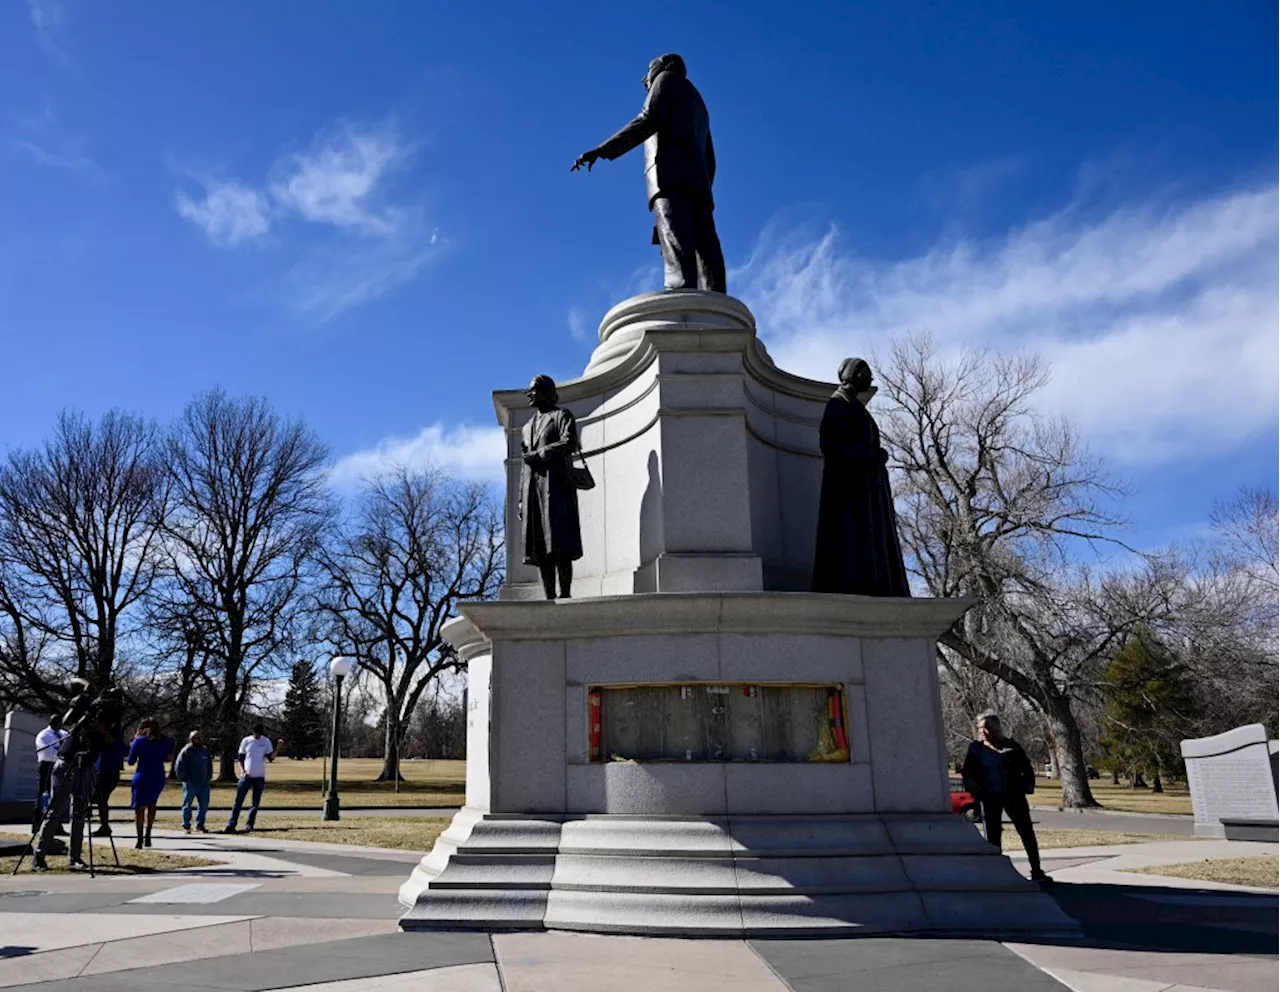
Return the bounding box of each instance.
[572,74,669,171]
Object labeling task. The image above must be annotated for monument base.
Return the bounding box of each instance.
[398,810,1076,937]
[397,592,1077,937]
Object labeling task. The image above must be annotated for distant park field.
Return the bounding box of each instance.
[106,756,1194,816]
[109,757,466,810]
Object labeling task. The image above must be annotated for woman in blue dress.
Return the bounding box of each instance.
[127,718,173,849]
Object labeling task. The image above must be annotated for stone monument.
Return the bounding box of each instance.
[400,61,1073,936]
[397,292,1076,936]
[1181,724,1279,842]
[0,710,42,819]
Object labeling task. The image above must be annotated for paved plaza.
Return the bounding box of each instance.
[0,815,1274,992]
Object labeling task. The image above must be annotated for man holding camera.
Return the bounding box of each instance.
[32,682,122,871]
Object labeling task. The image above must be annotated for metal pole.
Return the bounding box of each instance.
[322,674,343,821]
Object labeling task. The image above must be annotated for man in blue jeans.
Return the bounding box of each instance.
[222,724,283,834]
[174,730,214,833]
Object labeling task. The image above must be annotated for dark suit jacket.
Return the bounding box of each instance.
[596,68,716,209]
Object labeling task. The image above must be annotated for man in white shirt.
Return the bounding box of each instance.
[222,723,284,833]
[33,714,68,833]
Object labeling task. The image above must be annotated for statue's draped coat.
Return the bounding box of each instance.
[811,391,911,597]
[520,408,584,565]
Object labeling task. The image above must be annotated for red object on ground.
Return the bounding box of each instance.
[949,778,978,819]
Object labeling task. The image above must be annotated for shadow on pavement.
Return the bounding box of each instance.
[1031,880,1278,956]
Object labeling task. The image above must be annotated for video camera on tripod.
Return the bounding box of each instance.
[15,678,124,875]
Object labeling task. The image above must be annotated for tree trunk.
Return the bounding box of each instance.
[1110,768,1120,785]
[1151,771,1163,793]
[1132,771,1147,789]
[217,668,240,782]
[1042,699,1099,808]
[376,706,406,782]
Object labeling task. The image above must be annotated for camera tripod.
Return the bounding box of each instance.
[10,750,119,877]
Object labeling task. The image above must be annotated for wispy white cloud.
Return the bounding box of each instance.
[27,0,67,64]
[329,423,506,488]
[568,306,593,344]
[270,123,406,235]
[9,138,92,173]
[173,120,439,318]
[174,176,272,248]
[735,183,1278,465]
[283,214,444,321]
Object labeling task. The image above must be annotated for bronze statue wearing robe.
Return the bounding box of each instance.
[811,359,911,597]
[519,376,583,598]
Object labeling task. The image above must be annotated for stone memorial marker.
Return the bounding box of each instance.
[0,710,43,804]
[1181,723,1279,841]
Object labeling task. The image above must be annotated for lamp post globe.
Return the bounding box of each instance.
[323,656,353,821]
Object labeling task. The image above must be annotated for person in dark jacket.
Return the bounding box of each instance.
[519,375,583,599]
[962,711,1051,883]
[174,730,214,834]
[811,358,911,596]
[572,53,726,293]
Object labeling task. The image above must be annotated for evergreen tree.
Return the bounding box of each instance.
[281,660,327,759]
[1099,628,1199,790]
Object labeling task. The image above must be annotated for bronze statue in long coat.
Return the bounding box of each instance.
[812,359,911,597]
[520,375,583,599]
[571,53,726,293]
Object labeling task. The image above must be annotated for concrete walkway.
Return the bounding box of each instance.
[0,825,1274,991]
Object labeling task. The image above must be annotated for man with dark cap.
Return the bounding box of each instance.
[572,53,726,294]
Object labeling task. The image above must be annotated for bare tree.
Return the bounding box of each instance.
[1209,486,1278,614]
[316,467,502,781]
[161,390,330,779]
[876,335,1135,807]
[0,410,168,703]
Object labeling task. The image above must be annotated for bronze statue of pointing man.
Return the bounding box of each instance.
[572,54,726,294]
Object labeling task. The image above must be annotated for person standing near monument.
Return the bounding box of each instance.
[572,53,726,294]
[811,358,911,597]
[174,730,214,834]
[93,688,126,837]
[126,717,173,848]
[962,711,1051,884]
[33,713,67,833]
[223,723,283,834]
[519,375,584,600]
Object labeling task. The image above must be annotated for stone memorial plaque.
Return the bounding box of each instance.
[589,683,849,763]
[0,710,43,803]
[1181,723,1280,837]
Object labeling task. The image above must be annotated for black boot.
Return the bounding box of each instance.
[32,852,49,872]
[143,830,152,848]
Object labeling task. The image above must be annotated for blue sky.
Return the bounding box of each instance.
[1,1,1275,553]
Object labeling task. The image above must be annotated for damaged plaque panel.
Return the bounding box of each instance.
[589,683,849,763]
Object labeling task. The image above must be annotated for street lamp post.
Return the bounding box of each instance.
[323,656,354,821]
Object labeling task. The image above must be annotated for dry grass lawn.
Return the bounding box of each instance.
[2,847,220,875]
[152,813,450,852]
[1129,855,1279,889]
[110,757,465,809]
[982,825,1196,852]
[1030,779,1192,816]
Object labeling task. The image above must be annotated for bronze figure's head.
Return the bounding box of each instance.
[837,357,873,393]
[643,53,686,89]
[526,375,559,411]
